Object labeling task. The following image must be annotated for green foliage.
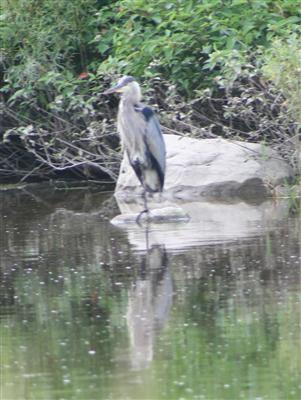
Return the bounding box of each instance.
[1,0,104,71]
[0,0,301,180]
[97,0,301,92]
[0,0,113,113]
[1,0,300,100]
[262,34,301,125]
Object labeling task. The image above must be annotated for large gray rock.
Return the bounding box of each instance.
[115,134,293,201]
[112,198,290,251]
[111,205,190,225]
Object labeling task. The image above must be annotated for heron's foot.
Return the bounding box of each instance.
[136,209,149,225]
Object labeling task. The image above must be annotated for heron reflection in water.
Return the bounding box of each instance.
[126,245,172,369]
[104,76,166,223]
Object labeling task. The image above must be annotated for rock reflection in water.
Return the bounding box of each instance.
[114,196,290,250]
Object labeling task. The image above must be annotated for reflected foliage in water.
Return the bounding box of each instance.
[0,187,300,400]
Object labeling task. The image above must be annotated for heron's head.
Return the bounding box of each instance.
[104,76,141,101]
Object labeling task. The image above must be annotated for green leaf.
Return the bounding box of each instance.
[97,43,110,54]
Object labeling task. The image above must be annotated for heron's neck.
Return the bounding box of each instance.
[121,85,142,105]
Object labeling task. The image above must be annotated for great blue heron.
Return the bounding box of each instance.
[104,76,166,222]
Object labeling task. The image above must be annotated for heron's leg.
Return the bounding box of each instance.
[136,189,149,225]
[143,189,149,212]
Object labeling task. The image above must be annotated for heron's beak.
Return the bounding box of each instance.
[103,83,124,95]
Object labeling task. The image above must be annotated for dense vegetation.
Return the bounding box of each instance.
[0,0,300,182]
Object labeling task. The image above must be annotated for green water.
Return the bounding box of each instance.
[0,187,300,400]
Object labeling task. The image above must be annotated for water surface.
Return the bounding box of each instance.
[0,186,300,400]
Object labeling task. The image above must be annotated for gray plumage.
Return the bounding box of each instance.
[104,76,166,220]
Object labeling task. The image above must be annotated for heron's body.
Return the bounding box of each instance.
[104,76,166,221]
[118,98,165,193]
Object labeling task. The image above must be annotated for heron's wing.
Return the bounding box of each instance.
[136,106,166,188]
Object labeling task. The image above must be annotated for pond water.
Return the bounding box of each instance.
[0,186,300,400]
